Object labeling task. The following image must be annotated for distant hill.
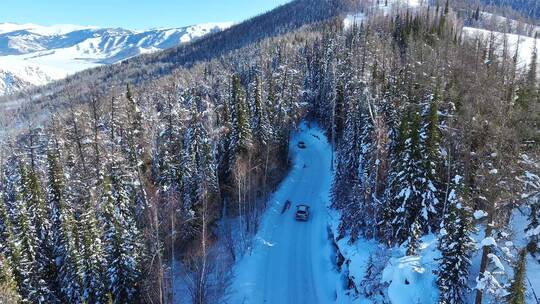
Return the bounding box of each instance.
[0,22,232,95]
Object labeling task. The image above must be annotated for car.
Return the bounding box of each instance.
[298,141,306,149]
[295,204,310,221]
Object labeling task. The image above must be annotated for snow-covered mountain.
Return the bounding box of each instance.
[0,22,233,95]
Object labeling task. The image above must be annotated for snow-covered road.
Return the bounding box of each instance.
[229,122,343,304]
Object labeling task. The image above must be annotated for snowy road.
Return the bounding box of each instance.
[230,122,342,304]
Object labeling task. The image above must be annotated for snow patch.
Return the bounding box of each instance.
[381,235,440,304]
[474,210,488,220]
[481,237,497,247]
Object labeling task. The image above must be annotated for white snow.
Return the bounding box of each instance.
[343,0,424,29]
[487,253,505,271]
[344,13,366,30]
[229,122,345,303]
[526,225,540,237]
[381,235,440,304]
[481,237,497,247]
[474,210,489,220]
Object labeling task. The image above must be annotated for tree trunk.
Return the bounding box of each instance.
[475,217,494,304]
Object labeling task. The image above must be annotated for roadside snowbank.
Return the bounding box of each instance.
[381,235,440,304]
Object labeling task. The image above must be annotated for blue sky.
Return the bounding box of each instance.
[1,0,291,29]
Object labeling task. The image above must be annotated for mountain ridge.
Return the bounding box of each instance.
[0,22,233,95]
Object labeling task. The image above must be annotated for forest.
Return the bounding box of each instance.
[0,0,539,303]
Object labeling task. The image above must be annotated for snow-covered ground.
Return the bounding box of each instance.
[229,122,345,304]
[343,0,424,30]
[329,207,441,304]
[463,27,540,68]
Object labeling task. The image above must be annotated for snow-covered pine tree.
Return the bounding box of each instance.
[251,75,273,146]
[79,197,107,304]
[0,194,24,301]
[124,83,150,214]
[420,92,442,232]
[0,194,12,258]
[46,150,83,303]
[437,175,475,304]
[101,169,143,304]
[332,96,360,237]
[387,110,425,252]
[380,116,408,244]
[14,163,52,303]
[230,75,252,156]
[179,115,199,243]
[26,163,61,303]
[357,94,378,239]
[0,253,21,303]
[182,108,220,241]
[155,82,184,194]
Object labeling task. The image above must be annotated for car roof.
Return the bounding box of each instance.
[297,204,309,211]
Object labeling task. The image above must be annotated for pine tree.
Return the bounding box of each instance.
[0,195,23,303]
[79,198,107,304]
[507,248,527,304]
[380,109,410,243]
[437,175,475,304]
[332,98,360,214]
[357,97,379,239]
[181,110,219,243]
[0,254,21,304]
[389,110,425,251]
[46,150,83,303]
[420,94,442,231]
[251,76,273,146]
[230,75,252,154]
[26,164,60,303]
[156,84,184,194]
[15,163,44,302]
[123,84,150,219]
[516,37,539,147]
[101,170,142,304]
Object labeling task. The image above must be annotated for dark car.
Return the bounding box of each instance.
[298,141,306,149]
[295,204,310,221]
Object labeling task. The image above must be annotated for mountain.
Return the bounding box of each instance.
[0,22,233,95]
[1,0,351,104]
